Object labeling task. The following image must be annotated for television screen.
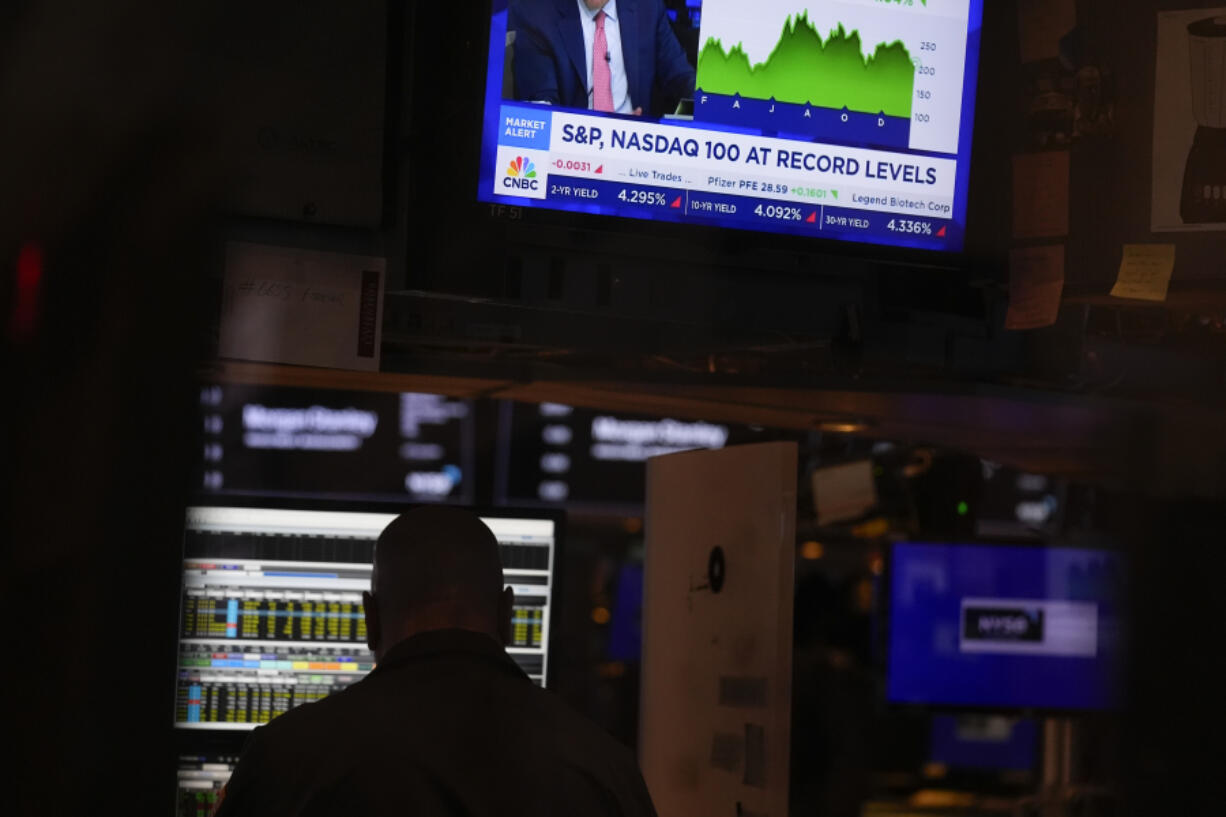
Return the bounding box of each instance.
[496,401,802,511]
[974,461,1066,540]
[495,400,736,510]
[928,715,1037,772]
[198,384,476,503]
[479,0,984,251]
[606,562,644,661]
[887,543,1125,711]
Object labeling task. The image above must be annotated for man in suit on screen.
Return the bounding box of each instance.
[510,0,696,117]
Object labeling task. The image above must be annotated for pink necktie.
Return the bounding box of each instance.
[592,11,614,112]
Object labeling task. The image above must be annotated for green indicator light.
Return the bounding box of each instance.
[956,501,969,516]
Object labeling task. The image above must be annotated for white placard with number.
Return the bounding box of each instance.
[219,242,385,371]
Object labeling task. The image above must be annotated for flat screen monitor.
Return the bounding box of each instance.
[974,462,1066,541]
[606,562,644,662]
[495,400,798,511]
[478,0,984,251]
[199,384,476,503]
[887,543,1125,711]
[175,503,559,730]
[928,715,1037,772]
[176,756,237,817]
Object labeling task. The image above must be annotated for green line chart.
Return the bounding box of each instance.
[696,12,916,118]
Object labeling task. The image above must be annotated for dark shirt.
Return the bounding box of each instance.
[214,629,657,817]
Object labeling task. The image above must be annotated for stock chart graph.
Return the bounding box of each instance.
[694,0,971,154]
[697,15,916,118]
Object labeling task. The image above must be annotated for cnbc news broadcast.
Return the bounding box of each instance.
[8,1,1226,817]
[481,0,982,250]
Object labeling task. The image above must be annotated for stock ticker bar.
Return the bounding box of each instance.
[542,173,951,243]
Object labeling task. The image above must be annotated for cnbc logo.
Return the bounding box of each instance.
[503,156,539,191]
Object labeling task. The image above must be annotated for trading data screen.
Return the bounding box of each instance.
[176,756,237,817]
[887,543,1125,710]
[175,506,557,730]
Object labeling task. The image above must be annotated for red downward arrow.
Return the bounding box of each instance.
[670,196,682,209]
[936,225,946,237]
[805,211,817,223]
[595,165,603,174]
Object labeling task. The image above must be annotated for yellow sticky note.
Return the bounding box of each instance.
[1111,244,1176,302]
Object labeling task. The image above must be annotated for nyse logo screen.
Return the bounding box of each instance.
[963,606,1045,643]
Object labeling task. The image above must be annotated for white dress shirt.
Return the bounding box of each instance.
[577,0,633,114]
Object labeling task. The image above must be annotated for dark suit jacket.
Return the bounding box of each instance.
[510,0,695,116]
[215,629,657,817]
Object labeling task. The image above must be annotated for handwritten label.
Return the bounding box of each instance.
[812,460,877,524]
[220,242,385,371]
[1006,245,1065,330]
[1013,152,1069,239]
[1110,244,1176,302]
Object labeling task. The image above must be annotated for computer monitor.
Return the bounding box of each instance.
[494,400,801,512]
[495,400,734,511]
[198,383,477,503]
[176,755,237,817]
[928,715,1038,773]
[175,502,560,730]
[886,543,1125,711]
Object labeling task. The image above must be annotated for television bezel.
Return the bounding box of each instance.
[407,0,993,273]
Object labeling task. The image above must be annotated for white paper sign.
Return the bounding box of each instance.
[219,242,385,371]
[812,460,878,525]
[642,443,797,817]
[1151,9,1226,232]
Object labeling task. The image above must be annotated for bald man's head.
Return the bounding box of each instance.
[362,507,511,659]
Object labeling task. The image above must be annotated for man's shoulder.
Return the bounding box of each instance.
[496,682,657,814]
[244,655,637,767]
[226,670,657,817]
[511,0,565,25]
[512,681,643,768]
[626,0,668,18]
